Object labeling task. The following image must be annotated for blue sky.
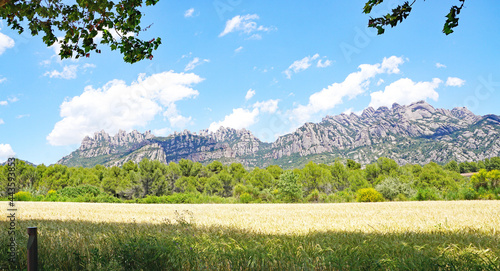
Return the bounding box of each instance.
[1,1,499,165]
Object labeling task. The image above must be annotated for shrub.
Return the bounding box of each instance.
[394,193,408,201]
[356,188,384,202]
[326,191,355,203]
[460,186,478,200]
[59,184,102,198]
[306,189,320,202]
[258,189,274,202]
[239,192,253,203]
[375,177,416,201]
[414,188,440,201]
[14,191,33,201]
[44,190,60,201]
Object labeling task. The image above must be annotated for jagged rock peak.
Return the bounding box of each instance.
[451,106,476,119]
[408,100,436,113]
[391,103,401,110]
[79,129,154,151]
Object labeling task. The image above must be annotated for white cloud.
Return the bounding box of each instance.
[47,71,203,145]
[446,77,465,87]
[184,57,209,71]
[163,103,193,128]
[291,56,404,123]
[436,63,447,68]
[153,127,171,136]
[0,119,4,125]
[16,114,30,119]
[0,77,6,83]
[219,14,274,37]
[234,46,243,53]
[245,89,256,100]
[209,108,259,132]
[0,144,15,161]
[377,79,384,86]
[284,54,320,79]
[253,99,279,113]
[44,65,78,79]
[209,99,280,132]
[0,97,18,107]
[184,8,195,18]
[0,30,15,55]
[369,78,442,109]
[317,59,332,68]
[82,63,96,69]
[247,34,262,40]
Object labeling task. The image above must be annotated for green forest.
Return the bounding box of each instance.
[2,157,500,203]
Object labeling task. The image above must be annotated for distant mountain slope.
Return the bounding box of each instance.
[58,101,500,168]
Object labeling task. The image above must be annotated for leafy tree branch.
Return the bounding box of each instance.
[364,0,466,35]
[0,0,161,63]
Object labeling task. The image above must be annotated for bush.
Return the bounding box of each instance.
[14,191,33,201]
[59,184,102,198]
[258,189,274,202]
[375,177,416,201]
[414,188,440,201]
[305,189,320,203]
[239,192,253,203]
[356,188,384,202]
[43,189,60,201]
[326,191,355,203]
[460,186,478,200]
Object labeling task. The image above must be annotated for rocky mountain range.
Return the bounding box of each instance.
[57,101,500,169]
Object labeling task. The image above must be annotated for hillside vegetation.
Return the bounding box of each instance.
[2,156,500,203]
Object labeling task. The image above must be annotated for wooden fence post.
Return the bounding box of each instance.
[27,227,38,271]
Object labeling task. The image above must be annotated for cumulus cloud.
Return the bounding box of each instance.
[0,144,16,161]
[369,78,442,108]
[219,14,274,37]
[291,56,404,123]
[245,89,256,100]
[163,103,193,128]
[184,8,195,18]
[0,101,7,106]
[184,57,209,71]
[0,30,15,55]
[253,99,279,113]
[446,77,465,87]
[44,65,79,79]
[209,99,280,132]
[284,54,320,79]
[47,71,203,145]
[436,63,447,68]
[209,108,259,132]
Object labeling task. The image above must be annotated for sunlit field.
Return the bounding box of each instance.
[2,201,500,270]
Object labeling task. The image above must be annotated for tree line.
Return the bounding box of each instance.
[2,156,500,203]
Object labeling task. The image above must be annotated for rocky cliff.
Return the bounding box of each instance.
[58,101,500,168]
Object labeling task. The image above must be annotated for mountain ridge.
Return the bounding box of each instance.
[57,101,500,168]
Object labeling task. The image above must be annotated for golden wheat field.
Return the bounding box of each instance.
[2,201,500,270]
[7,200,500,234]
